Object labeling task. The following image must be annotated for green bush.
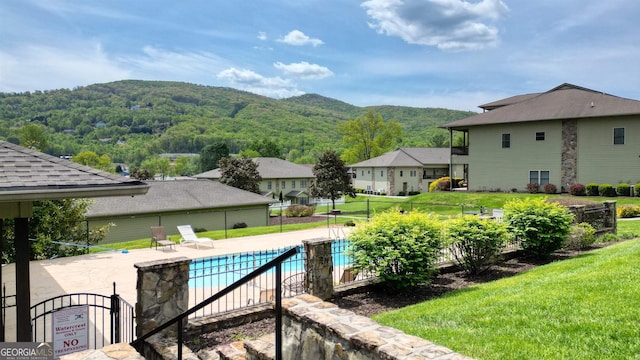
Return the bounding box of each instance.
[564,222,596,250]
[344,220,356,227]
[232,222,247,229]
[598,184,616,197]
[429,177,464,192]
[585,183,599,196]
[284,205,314,217]
[617,205,640,218]
[445,216,508,275]
[504,198,574,258]
[616,183,631,197]
[348,210,443,289]
[636,183,640,197]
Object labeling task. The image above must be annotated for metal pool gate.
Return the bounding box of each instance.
[3,283,135,347]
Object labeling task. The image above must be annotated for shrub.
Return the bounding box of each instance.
[526,183,540,194]
[408,191,420,196]
[543,183,557,194]
[398,191,406,196]
[616,183,631,197]
[564,222,596,250]
[348,210,443,290]
[585,183,599,196]
[232,222,248,229]
[617,205,640,218]
[504,198,574,258]
[445,216,508,275]
[429,177,464,192]
[598,184,616,197]
[193,227,207,233]
[284,205,314,217]
[344,220,356,227]
[636,183,640,197]
[569,183,586,196]
[437,180,451,191]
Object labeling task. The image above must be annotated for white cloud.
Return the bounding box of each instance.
[217,67,303,98]
[273,61,334,80]
[278,30,324,47]
[120,46,229,79]
[0,43,130,92]
[257,31,267,41]
[361,0,509,51]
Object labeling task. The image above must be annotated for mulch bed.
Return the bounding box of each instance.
[186,243,612,352]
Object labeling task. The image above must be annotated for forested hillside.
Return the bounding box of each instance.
[0,80,476,165]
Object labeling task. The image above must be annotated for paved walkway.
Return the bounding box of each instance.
[1,226,350,341]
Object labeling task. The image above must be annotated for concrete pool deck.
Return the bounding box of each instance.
[1,226,351,341]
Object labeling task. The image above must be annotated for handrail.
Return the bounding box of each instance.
[131,246,299,360]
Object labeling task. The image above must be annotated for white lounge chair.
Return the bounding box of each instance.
[177,225,214,249]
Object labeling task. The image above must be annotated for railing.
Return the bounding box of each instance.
[451,146,469,155]
[188,246,305,318]
[132,247,299,360]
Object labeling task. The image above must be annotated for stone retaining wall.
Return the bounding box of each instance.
[569,200,616,235]
[245,294,473,360]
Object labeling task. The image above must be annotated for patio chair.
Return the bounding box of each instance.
[177,225,214,249]
[150,226,175,251]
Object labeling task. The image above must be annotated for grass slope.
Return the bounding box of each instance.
[373,239,640,360]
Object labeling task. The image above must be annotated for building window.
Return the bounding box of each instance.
[361,170,364,177]
[614,128,625,144]
[300,180,307,188]
[502,133,511,148]
[267,181,272,190]
[291,180,296,188]
[399,170,403,177]
[381,170,384,177]
[410,170,417,177]
[281,181,286,189]
[536,132,545,141]
[529,170,550,185]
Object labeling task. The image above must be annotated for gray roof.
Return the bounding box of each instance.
[87,179,275,217]
[194,157,314,180]
[0,140,148,202]
[441,83,640,129]
[350,148,450,168]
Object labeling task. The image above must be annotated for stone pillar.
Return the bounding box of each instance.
[569,205,585,224]
[134,257,191,337]
[302,238,333,300]
[603,200,617,234]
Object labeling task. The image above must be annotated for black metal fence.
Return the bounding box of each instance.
[188,245,306,318]
[2,283,134,347]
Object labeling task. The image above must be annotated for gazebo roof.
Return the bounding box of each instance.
[0,140,149,203]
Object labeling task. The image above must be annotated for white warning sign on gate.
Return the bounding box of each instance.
[52,305,89,358]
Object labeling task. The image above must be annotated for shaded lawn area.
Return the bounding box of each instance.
[373,239,640,360]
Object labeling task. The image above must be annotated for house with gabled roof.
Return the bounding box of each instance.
[350,148,456,195]
[193,157,315,205]
[440,83,640,192]
[87,180,275,243]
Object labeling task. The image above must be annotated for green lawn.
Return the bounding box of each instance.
[373,239,640,360]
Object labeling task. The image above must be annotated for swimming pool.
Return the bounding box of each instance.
[189,240,352,288]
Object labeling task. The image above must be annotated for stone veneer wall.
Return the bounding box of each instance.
[569,200,617,235]
[134,257,191,338]
[245,294,473,360]
[303,238,334,300]
[561,119,578,190]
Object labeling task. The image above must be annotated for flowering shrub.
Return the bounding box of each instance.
[285,205,314,217]
[526,183,540,193]
[429,177,464,192]
[543,183,557,194]
[617,205,640,218]
[569,183,586,196]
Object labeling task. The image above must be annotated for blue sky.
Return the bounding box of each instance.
[1,0,639,111]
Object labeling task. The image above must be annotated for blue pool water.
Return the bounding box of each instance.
[189,241,352,288]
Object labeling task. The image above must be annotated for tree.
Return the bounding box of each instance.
[1,199,111,261]
[309,150,356,209]
[72,150,115,173]
[19,123,48,151]
[428,131,449,148]
[174,156,198,176]
[199,143,230,172]
[218,156,262,193]
[141,156,171,180]
[249,138,282,158]
[338,110,402,164]
[130,167,154,180]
